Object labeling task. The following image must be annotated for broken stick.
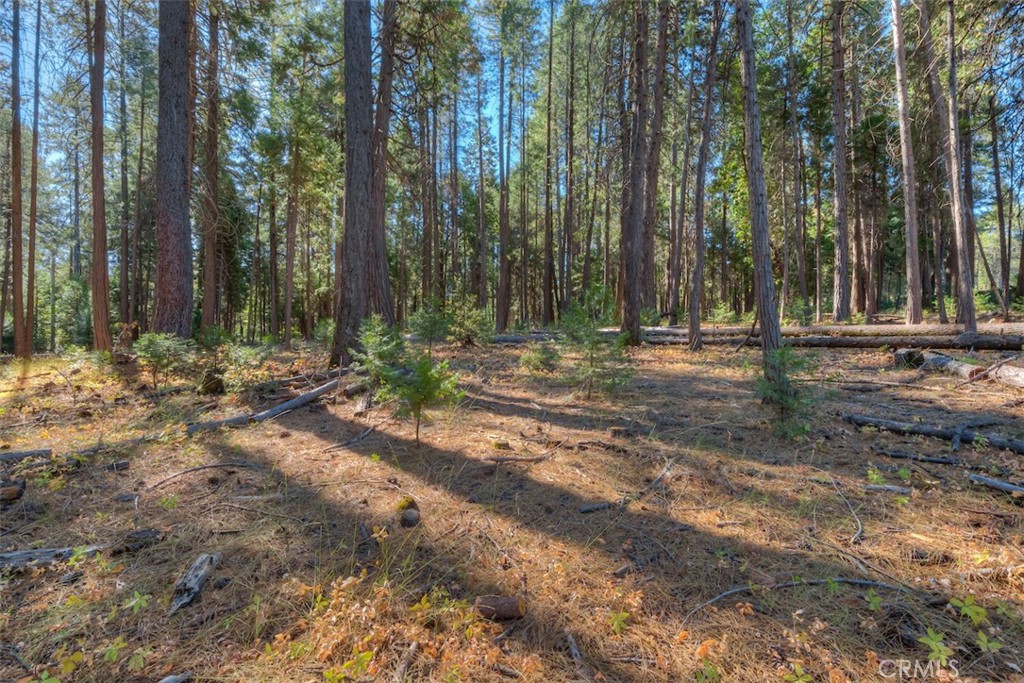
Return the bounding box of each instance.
[169,553,220,614]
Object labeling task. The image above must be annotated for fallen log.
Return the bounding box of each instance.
[169,553,220,614]
[842,414,1024,455]
[918,351,982,380]
[251,379,340,422]
[0,528,161,572]
[644,322,1024,338]
[968,474,1024,496]
[0,449,52,464]
[0,479,26,505]
[871,445,995,472]
[650,334,1024,351]
[0,544,106,571]
[185,414,250,436]
[493,327,1024,350]
[991,362,1024,389]
[187,378,341,435]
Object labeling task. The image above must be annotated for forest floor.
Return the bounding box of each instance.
[1,339,1023,682]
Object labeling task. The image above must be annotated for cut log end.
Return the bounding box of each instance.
[474,594,526,621]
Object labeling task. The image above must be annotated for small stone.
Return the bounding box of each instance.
[400,508,421,528]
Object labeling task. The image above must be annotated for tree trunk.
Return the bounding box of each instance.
[200,4,220,331]
[917,0,973,330]
[130,68,145,332]
[989,84,1009,319]
[89,0,113,351]
[890,0,923,323]
[496,47,512,331]
[152,0,194,337]
[118,0,130,327]
[942,0,976,331]
[788,0,809,320]
[1,127,10,354]
[26,0,42,355]
[475,70,487,308]
[420,106,433,305]
[687,0,723,351]
[542,0,555,325]
[669,74,695,327]
[449,99,459,297]
[331,0,372,367]
[641,0,670,311]
[11,0,26,358]
[736,0,788,393]
[284,127,300,350]
[562,7,577,311]
[831,0,851,322]
[621,1,648,346]
[369,0,397,323]
[268,170,279,339]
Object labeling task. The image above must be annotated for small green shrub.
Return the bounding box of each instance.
[198,325,231,352]
[351,314,405,389]
[223,343,275,391]
[560,301,632,398]
[448,298,493,346]
[520,342,560,373]
[407,303,451,359]
[134,333,195,389]
[709,301,738,325]
[754,346,810,438]
[384,353,462,444]
[640,307,661,327]
[313,319,335,350]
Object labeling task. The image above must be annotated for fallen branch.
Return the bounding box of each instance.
[325,423,379,452]
[681,577,917,625]
[563,630,596,682]
[968,474,1024,496]
[0,528,162,572]
[392,641,419,683]
[818,472,863,544]
[169,553,220,614]
[157,674,194,683]
[842,414,1024,455]
[579,459,675,514]
[148,461,256,491]
[214,502,308,524]
[864,484,912,495]
[613,552,659,578]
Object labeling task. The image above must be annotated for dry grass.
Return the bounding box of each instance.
[2,342,1023,682]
